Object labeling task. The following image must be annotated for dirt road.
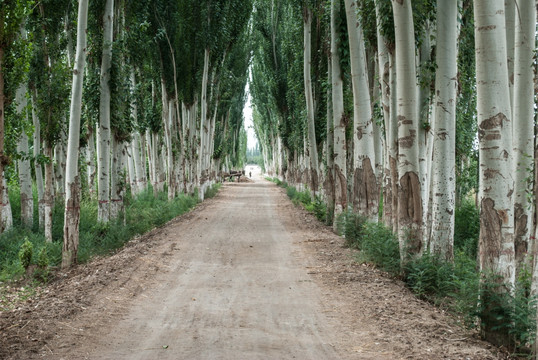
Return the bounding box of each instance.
[1,175,506,359]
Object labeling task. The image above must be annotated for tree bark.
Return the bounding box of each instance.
[62,0,88,268]
[392,0,422,262]
[475,0,515,346]
[199,48,210,201]
[16,84,33,227]
[330,0,347,225]
[512,0,535,277]
[429,0,458,261]
[44,144,54,242]
[303,6,319,199]
[31,90,45,228]
[344,0,377,222]
[0,47,6,233]
[97,0,114,222]
[375,0,394,228]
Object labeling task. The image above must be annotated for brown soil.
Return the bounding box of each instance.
[0,175,508,359]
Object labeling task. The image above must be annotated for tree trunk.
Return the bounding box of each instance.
[62,0,88,268]
[344,0,377,222]
[1,177,12,231]
[375,0,393,228]
[475,0,515,346]
[330,0,347,225]
[199,48,210,201]
[44,144,54,242]
[54,129,67,199]
[86,127,96,196]
[31,90,45,228]
[110,136,125,219]
[131,131,145,195]
[429,0,458,261]
[392,0,422,262]
[325,54,335,225]
[97,0,114,222]
[504,0,515,110]
[303,6,319,198]
[512,0,535,277]
[0,47,6,233]
[16,84,33,227]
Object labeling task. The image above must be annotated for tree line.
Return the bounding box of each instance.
[0,0,252,267]
[249,0,536,348]
[1,0,537,351]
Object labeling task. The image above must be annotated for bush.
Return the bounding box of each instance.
[18,239,33,270]
[33,247,50,283]
[0,186,205,282]
[454,199,479,257]
[336,211,368,249]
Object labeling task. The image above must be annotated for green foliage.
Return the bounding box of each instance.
[33,247,50,283]
[304,197,327,223]
[454,199,479,257]
[478,271,537,352]
[0,187,201,282]
[271,178,326,223]
[357,222,401,275]
[336,210,367,249]
[204,183,222,199]
[18,238,33,270]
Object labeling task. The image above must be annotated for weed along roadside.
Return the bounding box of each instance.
[269,176,534,357]
[0,184,221,300]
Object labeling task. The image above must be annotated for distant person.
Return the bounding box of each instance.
[249,171,252,178]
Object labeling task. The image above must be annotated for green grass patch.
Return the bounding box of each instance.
[0,183,224,284]
[270,179,327,223]
[336,208,536,353]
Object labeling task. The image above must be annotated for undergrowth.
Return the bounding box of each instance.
[270,178,536,354]
[335,208,537,354]
[269,178,326,223]
[0,184,222,283]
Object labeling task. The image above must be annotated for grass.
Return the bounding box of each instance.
[0,183,222,283]
[268,178,327,223]
[269,178,536,353]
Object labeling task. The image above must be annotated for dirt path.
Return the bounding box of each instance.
[1,175,507,359]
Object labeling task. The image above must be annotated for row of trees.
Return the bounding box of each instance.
[250,0,536,345]
[0,0,253,267]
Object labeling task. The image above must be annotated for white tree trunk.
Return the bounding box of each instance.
[331,0,347,223]
[1,176,12,231]
[15,84,33,227]
[110,136,125,219]
[376,0,397,230]
[44,144,54,242]
[199,49,210,201]
[475,0,514,284]
[86,129,96,196]
[344,0,377,221]
[31,91,45,228]
[62,0,88,268]
[54,128,67,199]
[303,6,319,197]
[97,0,114,222]
[392,0,422,260]
[429,0,458,261]
[512,0,535,275]
[475,0,515,345]
[504,0,515,110]
[131,132,145,195]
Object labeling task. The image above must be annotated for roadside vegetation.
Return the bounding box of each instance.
[270,177,536,356]
[0,184,221,284]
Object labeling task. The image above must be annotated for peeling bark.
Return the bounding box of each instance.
[398,171,423,257]
[62,177,80,268]
[353,158,378,220]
